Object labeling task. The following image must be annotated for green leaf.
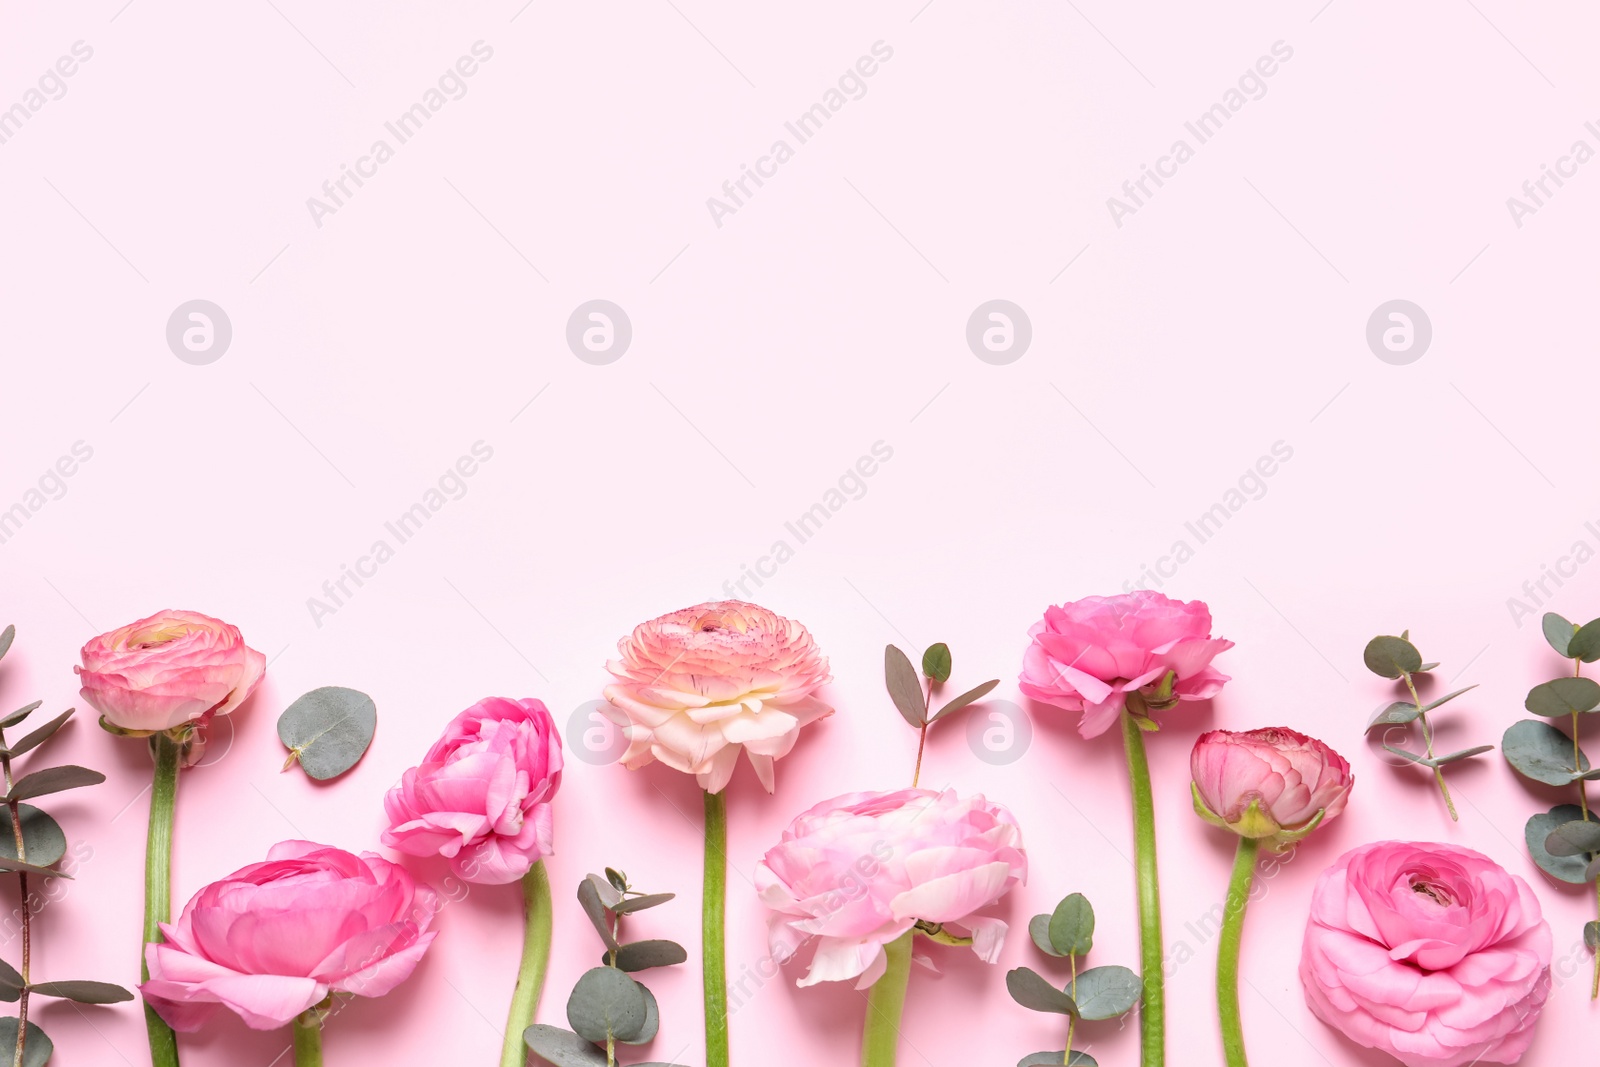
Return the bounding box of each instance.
[0,704,41,731]
[26,980,132,1004]
[277,687,377,781]
[605,868,628,892]
[1503,720,1589,786]
[1419,685,1477,714]
[1072,965,1143,1021]
[884,646,927,727]
[6,710,74,760]
[577,878,617,950]
[1544,820,1600,857]
[1525,677,1600,717]
[0,1018,52,1067]
[5,765,104,803]
[0,627,13,665]
[1382,744,1431,766]
[616,981,658,1045]
[930,679,1000,722]
[608,940,687,972]
[1047,893,1094,957]
[1586,921,1600,952]
[566,966,647,1044]
[1366,701,1421,729]
[1570,620,1600,663]
[585,873,622,909]
[1543,613,1577,657]
[612,893,674,915]
[0,958,20,1002]
[1019,1054,1097,1067]
[921,643,952,683]
[1526,806,1592,884]
[1005,967,1076,1015]
[0,805,66,869]
[524,1024,606,1067]
[1028,914,1065,958]
[1364,635,1423,679]
[1431,745,1494,765]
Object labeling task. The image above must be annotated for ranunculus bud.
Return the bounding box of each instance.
[1190,727,1352,849]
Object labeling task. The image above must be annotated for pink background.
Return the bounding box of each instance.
[2,1,1599,1063]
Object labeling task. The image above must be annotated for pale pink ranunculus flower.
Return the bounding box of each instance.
[1300,841,1552,1067]
[142,841,438,1032]
[1019,591,1233,738]
[603,600,832,794]
[1191,727,1352,849]
[756,788,1027,989]
[382,696,563,885]
[76,609,266,735]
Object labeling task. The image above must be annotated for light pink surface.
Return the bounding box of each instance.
[1,2,1597,1064]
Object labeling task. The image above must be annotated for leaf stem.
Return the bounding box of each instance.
[0,725,29,1067]
[1405,675,1457,822]
[1120,705,1165,1067]
[703,789,729,1067]
[1062,954,1078,1066]
[292,1008,323,1067]
[1217,837,1259,1067]
[861,930,912,1067]
[499,860,553,1067]
[144,733,182,1067]
[912,679,934,788]
[1592,875,1600,1001]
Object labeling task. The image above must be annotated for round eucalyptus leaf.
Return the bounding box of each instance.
[0,805,66,869]
[0,1018,52,1067]
[1543,613,1577,657]
[277,687,376,781]
[1073,965,1143,1021]
[1524,677,1600,717]
[523,1024,607,1067]
[567,966,648,1044]
[1586,921,1600,952]
[1047,893,1094,957]
[605,868,628,891]
[1005,966,1075,1015]
[586,873,623,910]
[921,643,952,683]
[1526,806,1591,884]
[617,981,658,1045]
[578,878,618,950]
[0,958,20,1002]
[1570,620,1600,663]
[1020,1054,1097,1067]
[608,940,688,972]
[1502,720,1588,786]
[1028,914,1065,957]
[1544,819,1600,857]
[1364,636,1422,679]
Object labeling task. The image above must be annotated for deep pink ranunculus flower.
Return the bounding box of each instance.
[76,609,266,734]
[1191,727,1352,848]
[1300,841,1552,1067]
[382,697,563,885]
[756,788,1027,989]
[603,600,833,793]
[1018,591,1232,738]
[141,841,438,1032]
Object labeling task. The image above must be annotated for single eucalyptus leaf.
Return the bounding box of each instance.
[6,710,74,759]
[0,626,13,665]
[1019,1054,1097,1067]
[26,980,132,1004]
[567,966,647,1044]
[1047,893,1094,957]
[1382,744,1431,766]
[0,1018,52,1067]
[1578,768,1600,781]
[617,981,658,1045]
[586,873,623,910]
[277,687,377,780]
[1416,661,1440,672]
[0,805,66,868]
[921,643,952,683]
[1028,914,1065,957]
[931,679,1000,722]
[523,1024,607,1067]
[1543,613,1577,657]
[0,703,41,731]
[1432,745,1494,765]
[884,646,927,727]
[612,892,674,915]
[0,857,70,878]
[1587,855,1600,882]
[1073,965,1143,1020]
[1570,620,1600,663]
[609,940,687,972]
[6,765,104,803]
[1502,720,1589,785]
[1366,701,1421,729]
[605,868,628,892]
[1586,921,1600,951]
[1005,967,1076,1015]
[1419,685,1477,714]
[1524,677,1600,717]
[577,879,618,950]
[1364,635,1423,679]
[1546,820,1600,857]
[0,958,20,1000]
[1526,806,1591,884]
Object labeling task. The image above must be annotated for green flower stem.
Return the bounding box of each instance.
[1217,836,1260,1067]
[143,732,182,1067]
[704,789,729,1067]
[292,1009,323,1067]
[1120,708,1164,1067]
[500,860,553,1067]
[861,931,913,1067]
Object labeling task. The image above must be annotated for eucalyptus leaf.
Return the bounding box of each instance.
[1524,677,1600,717]
[0,1018,52,1067]
[586,873,623,910]
[1419,685,1476,714]
[6,710,74,759]
[1416,661,1440,672]
[1431,745,1494,765]
[616,981,658,1045]
[609,940,687,972]
[0,958,20,1001]
[1047,893,1094,957]
[921,643,952,683]
[1382,744,1431,766]
[605,868,628,892]
[1587,855,1600,882]
[0,626,13,665]
[5,765,104,803]
[0,857,71,878]
[1570,620,1600,663]
[0,704,41,731]
[1502,720,1588,786]
[1019,1054,1097,1067]
[1526,806,1591,884]
[1028,914,1065,958]
[1547,820,1600,856]
[277,687,377,781]
[0,805,66,868]
[1366,701,1421,729]
[885,646,927,727]
[612,893,674,915]
[26,980,132,1004]
[1005,966,1076,1015]
[1543,613,1577,657]
[524,1024,607,1067]
[1364,635,1423,679]
[931,679,1000,722]
[577,879,618,950]
[1072,965,1143,1021]
[567,966,647,1044]
[1586,921,1600,952]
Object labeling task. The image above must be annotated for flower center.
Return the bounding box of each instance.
[1409,878,1454,906]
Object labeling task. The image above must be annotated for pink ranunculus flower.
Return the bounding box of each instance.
[382,697,563,885]
[603,600,833,793]
[1019,591,1233,738]
[76,609,266,735]
[142,841,438,1032]
[756,788,1027,989]
[1191,727,1352,849]
[1301,841,1552,1067]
